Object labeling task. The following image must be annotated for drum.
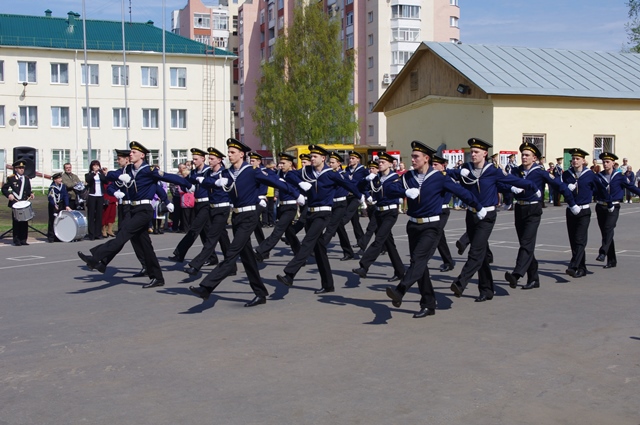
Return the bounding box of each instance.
[12,201,34,222]
[54,210,88,242]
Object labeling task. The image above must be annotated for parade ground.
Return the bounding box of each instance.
[1,204,639,425]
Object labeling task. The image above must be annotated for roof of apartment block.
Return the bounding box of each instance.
[0,11,233,56]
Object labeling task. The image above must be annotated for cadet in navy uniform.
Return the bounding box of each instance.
[383,142,484,318]
[249,152,269,245]
[276,145,364,294]
[448,138,538,302]
[289,153,312,239]
[343,151,367,252]
[502,142,579,290]
[594,152,640,269]
[254,152,304,261]
[78,141,185,288]
[356,160,380,255]
[183,147,235,276]
[320,151,357,261]
[2,160,34,246]
[188,138,304,307]
[432,154,456,272]
[351,152,406,282]
[47,172,72,242]
[562,148,608,278]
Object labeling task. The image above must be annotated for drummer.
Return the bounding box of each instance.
[47,172,72,242]
[2,160,34,246]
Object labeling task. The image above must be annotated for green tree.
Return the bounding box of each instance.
[626,0,640,53]
[252,0,358,154]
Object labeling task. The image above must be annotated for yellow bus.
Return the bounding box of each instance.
[284,144,390,169]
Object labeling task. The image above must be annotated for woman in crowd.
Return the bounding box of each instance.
[85,160,107,240]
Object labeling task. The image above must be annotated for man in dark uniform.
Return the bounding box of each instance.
[2,160,34,246]
[553,157,564,206]
[431,154,456,272]
[356,160,380,255]
[249,151,269,245]
[289,153,311,239]
[343,151,367,254]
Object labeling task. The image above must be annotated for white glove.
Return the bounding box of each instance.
[296,194,306,206]
[535,190,542,199]
[187,185,196,193]
[215,177,228,187]
[570,205,581,215]
[366,196,375,205]
[299,181,312,191]
[113,190,125,200]
[476,207,487,220]
[511,187,524,194]
[405,188,420,199]
[460,168,470,177]
[118,174,131,184]
[259,199,267,208]
[166,203,174,213]
[196,176,204,184]
[608,206,614,213]
[567,183,576,191]
[359,194,366,205]
[365,173,376,181]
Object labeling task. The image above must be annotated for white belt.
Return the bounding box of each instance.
[409,215,440,224]
[597,201,619,205]
[333,196,347,202]
[196,197,210,203]
[131,200,151,206]
[121,200,131,205]
[280,200,298,205]
[233,205,257,213]
[516,200,538,205]
[258,195,267,200]
[211,202,230,208]
[442,204,450,209]
[378,204,398,211]
[470,206,495,213]
[309,206,332,213]
[570,204,590,210]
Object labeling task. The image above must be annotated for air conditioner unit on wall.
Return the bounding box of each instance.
[382,74,390,85]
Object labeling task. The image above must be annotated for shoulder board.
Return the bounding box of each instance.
[261,170,269,176]
[9,174,15,178]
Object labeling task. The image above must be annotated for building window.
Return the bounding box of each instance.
[368,79,374,91]
[0,60,4,82]
[0,105,4,126]
[51,106,70,128]
[171,109,187,129]
[450,0,458,5]
[391,5,420,19]
[368,125,374,137]
[392,51,413,65]
[141,66,158,87]
[368,11,373,23]
[368,34,374,45]
[194,13,210,28]
[171,149,188,169]
[450,38,459,43]
[346,0,353,4]
[81,64,99,85]
[368,57,374,68]
[50,63,69,84]
[232,15,238,29]
[594,135,614,158]
[113,108,130,128]
[346,12,354,26]
[368,102,374,112]
[522,134,546,158]
[112,65,129,86]
[212,37,227,48]
[19,106,37,127]
[450,16,459,27]
[212,14,228,30]
[142,108,159,129]
[392,28,420,42]
[260,11,265,24]
[149,150,161,165]
[195,35,210,45]
[82,149,99,171]
[82,107,100,128]
[18,61,37,83]
[170,67,186,88]
[52,149,70,171]
[345,34,354,49]
[278,0,284,9]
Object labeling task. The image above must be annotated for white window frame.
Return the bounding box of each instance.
[18,61,37,83]
[50,63,69,84]
[450,0,458,5]
[194,13,210,29]
[391,5,420,19]
[19,106,38,127]
[346,12,354,26]
[82,107,100,128]
[594,135,615,158]
[0,105,4,127]
[52,149,71,171]
[170,109,187,129]
[450,16,459,27]
[392,51,413,65]
[51,106,70,128]
[82,149,100,171]
[212,14,228,30]
[522,134,546,158]
[0,60,5,82]
[111,65,129,86]
[170,67,187,88]
[171,149,189,169]
[345,34,354,49]
[81,64,99,85]
[149,150,161,165]
[113,108,130,129]
[392,27,421,42]
[141,66,158,87]
[142,108,159,129]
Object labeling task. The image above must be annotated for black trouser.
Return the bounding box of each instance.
[359,208,405,278]
[566,207,591,272]
[254,202,266,244]
[596,203,619,265]
[283,210,333,290]
[291,204,308,235]
[437,208,454,267]
[344,196,364,243]
[86,195,104,239]
[395,220,442,309]
[199,210,268,298]
[456,210,497,297]
[189,206,233,271]
[321,200,354,257]
[104,203,146,268]
[173,201,209,261]
[358,204,378,250]
[256,204,300,256]
[264,197,276,225]
[47,202,64,241]
[513,202,543,283]
[90,204,163,281]
[456,231,493,263]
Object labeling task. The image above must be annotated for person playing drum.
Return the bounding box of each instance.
[47,172,72,242]
[2,160,34,246]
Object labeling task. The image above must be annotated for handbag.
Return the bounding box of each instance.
[181,192,195,208]
[103,198,110,207]
[159,201,170,214]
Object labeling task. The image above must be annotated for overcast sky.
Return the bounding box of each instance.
[2,0,634,52]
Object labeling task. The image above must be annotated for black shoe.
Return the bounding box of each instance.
[12,241,22,246]
[142,278,164,289]
[565,268,577,277]
[504,271,519,289]
[244,296,266,307]
[603,262,617,269]
[573,269,586,278]
[439,263,455,272]
[22,241,30,246]
[340,254,355,261]
[450,281,463,298]
[189,285,211,300]
[95,261,107,274]
[204,258,218,266]
[385,286,403,307]
[356,249,365,256]
[132,268,147,278]
[456,240,465,255]
[167,254,183,262]
[596,253,606,262]
[474,294,493,302]
[276,274,294,287]
[413,308,435,318]
[522,281,540,290]
[314,288,334,294]
[78,251,98,270]
[183,266,199,276]
[352,267,367,278]
[387,275,401,282]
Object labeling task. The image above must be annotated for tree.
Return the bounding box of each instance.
[626,0,640,53]
[252,0,358,155]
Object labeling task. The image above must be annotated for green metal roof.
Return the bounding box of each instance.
[0,12,234,56]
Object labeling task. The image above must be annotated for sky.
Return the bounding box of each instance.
[1,0,634,52]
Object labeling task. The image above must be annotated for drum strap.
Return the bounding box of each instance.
[16,176,26,200]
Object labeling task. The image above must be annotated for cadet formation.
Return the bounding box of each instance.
[4,137,636,318]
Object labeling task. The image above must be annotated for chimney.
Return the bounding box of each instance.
[45,9,52,17]
[67,11,76,28]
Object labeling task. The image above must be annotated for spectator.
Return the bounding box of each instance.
[169,163,187,232]
[101,167,117,237]
[619,157,629,174]
[178,165,195,232]
[624,166,635,203]
[590,159,601,174]
[84,160,107,240]
[61,162,83,210]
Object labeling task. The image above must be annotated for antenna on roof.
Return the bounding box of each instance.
[129,0,132,23]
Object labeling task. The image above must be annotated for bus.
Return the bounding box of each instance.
[284,144,392,169]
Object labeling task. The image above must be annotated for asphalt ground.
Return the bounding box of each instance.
[1,204,639,425]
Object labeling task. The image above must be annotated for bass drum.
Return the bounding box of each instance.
[54,210,88,242]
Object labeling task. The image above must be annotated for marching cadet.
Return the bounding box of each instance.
[448,138,538,302]
[2,160,34,246]
[351,152,406,283]
[431,155,456,272]
[78,141,183,289]
[355,160,380,256]
[183,147,235,276]
[594,152,640,269]
[502,142,579,290]
[188,139,304,307]
[249,152,270,245]
[562,148,608,278]
[276,145,364,294]
[343,151,367,253]
[383,142,484,318]
[289,153,312,239]
[47,172,72,242]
